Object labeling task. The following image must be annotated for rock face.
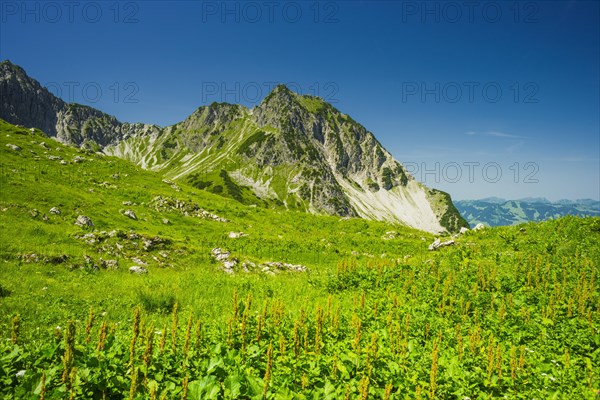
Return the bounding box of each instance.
[0,60,160,148]
[1,60,468,233]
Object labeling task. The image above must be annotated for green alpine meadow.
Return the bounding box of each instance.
[0,59,599,399]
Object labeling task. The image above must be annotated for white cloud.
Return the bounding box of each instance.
[465,131,527,139]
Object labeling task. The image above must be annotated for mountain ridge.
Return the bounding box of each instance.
[0,60,468,233]
[456,198,600,227]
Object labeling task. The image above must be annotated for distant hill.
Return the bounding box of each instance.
[456,198,600,227]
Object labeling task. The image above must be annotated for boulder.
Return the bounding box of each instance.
[382,231,397,240]
[459,227,469,234]
[228,231,248,239]
[211,248,230,262]
[99,259,117,269]
[5,144,21,151]
[75,215,94,227]
[473,223,485,231]
[129,266,148,274]
[49,207,61,215]
[428,238,455,251]
[222,259,237,273]
[123,210,137,220]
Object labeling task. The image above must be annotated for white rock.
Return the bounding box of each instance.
[473,223,485,231]
[129,266,148,274]
[5,144,21,151]
[428,238,455,251]
[75,215,94,227]
[459,227,469,234]
[228,231,247,239]
[49,207,61,215]
[123,210,137,220]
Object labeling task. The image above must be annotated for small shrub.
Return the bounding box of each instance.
[138,290,176,314]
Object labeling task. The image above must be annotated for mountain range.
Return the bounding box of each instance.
[456,198,600,227]
[0,60,467,234]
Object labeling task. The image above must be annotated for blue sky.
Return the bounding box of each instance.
[1,0,598,201]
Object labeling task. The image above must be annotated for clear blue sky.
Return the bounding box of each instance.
[1,0,598,201]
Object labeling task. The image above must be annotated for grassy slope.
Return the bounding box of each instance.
[0,118,429,330]
[1,119,599,398]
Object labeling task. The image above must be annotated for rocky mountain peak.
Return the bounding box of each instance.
[0,62,468,233]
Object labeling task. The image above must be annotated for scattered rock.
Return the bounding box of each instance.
[122,201,133,205]
[222,259,238,273]
[260,261,307,273]
[162,179,181,191]
[75,215,94,227]
[72,156,85,163]
[428,238,455,251]
[142,236,167,251]
[30,209,39,218]
[131,257,147,266]
[129,266,148,274]
[149,196,227,222]
[49,207,61,215]
[162,218,170,225]
[519,227,526,233]
[211,248,308,274]
[21,253,39,263]
[459,227,469,234]
[46,254,68,264]
[60,160,67,165]
[5,144,21,151]
[123,209,137,220]
[241,261,256,272]
[473,223,485,231]
[211,247,231,262]
[228,231,248,239]
[47,155,62,161]
[382,231,397,240]
[80,233,98,244]
[100,259,118,270]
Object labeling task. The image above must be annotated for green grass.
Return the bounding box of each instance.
[0,119,599,398]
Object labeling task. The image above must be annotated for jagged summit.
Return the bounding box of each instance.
[0,62,468,233]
